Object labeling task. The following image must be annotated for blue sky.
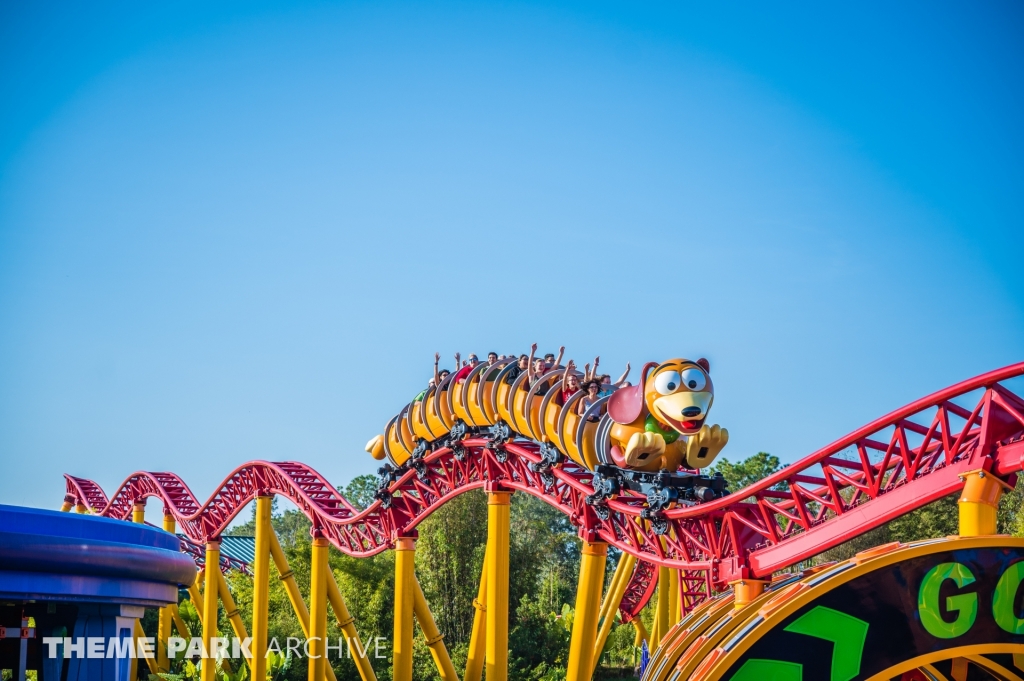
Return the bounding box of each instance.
[1,1,1021,517]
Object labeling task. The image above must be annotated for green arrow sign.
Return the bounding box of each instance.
[728,606,868,681]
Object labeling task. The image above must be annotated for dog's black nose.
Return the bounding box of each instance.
[682,407,702,418]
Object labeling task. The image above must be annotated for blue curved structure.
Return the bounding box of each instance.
[0,504,195,680]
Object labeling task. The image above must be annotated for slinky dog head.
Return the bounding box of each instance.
[608,358,714,435]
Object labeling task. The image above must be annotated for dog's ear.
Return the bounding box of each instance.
[697,358,710,373]
[608,362,659,424]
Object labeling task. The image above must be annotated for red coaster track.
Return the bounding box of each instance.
[64,362,1024,622]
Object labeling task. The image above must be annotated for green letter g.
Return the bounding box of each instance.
[918,562,977,639]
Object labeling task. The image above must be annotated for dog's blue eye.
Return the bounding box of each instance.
[680,368,707,391]
[654,371,681,395]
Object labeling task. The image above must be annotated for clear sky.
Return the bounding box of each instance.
[1,1,1022,518]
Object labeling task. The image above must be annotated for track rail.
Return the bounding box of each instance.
[64,362,1024,621]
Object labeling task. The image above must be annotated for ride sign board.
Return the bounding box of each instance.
[718,542,1024,680]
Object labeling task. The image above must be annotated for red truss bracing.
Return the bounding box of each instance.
[64,363,1024,623]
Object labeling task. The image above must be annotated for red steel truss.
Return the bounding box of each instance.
[64,362,1024,622]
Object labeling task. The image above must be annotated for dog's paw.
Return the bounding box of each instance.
[684,424,729,468]
[624,431,666,468]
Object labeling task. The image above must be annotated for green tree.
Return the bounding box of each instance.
[711,452,785,493]
[225,503,312,549]
[342,475,379,511]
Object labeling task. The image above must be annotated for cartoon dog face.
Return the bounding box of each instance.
[608,358,714,435]
[645,359,714,435]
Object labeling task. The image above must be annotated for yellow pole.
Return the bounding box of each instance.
[268,532,340,681]
[216,569,253,672]
[60,495,74,512]
[201,541,221,681]
[486,490,512,681]
[591,552,636,674]
[413,577,460,681]
[594,552,628,629]
[652,567,670,649]
[75,502,88,514]
[309,536,330,681]
[465,543,490,681]
[269,532,310,634]
[326,571,378,681]
[130,502,146,681]
[158,513,177,672]
[393,536,417,681]
[170,604,191,638]
[566,540,607,681]
[135,620,160,676]
[668,568,680,625]
[649,606,660,652]
[632,618,648,648]
[251,495,273,681]
[187,573,204,619]
[959,469,1011,536]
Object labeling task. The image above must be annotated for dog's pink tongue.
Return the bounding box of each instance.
[682,421,698,429]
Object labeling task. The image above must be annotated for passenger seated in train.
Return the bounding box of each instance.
[578,380,602,419]
[529,358,550,395]
[452,353,478,383]
[561,360,581,402]
[504,353,529,384]
[485,352,503,380]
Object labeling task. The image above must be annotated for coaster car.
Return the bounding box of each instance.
[364,357,731,508]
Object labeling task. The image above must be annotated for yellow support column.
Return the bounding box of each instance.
[251,495,273,681]
[649,609,659,653]
[632,618,648,648]
[135,620,160,676]
[326,571,378,681]
[268,532,339,681]
[216,569,253,672]
[201,541,221,681]
[170,604,191,638]
[668,568,680,625]
[187,572,204,620]
[591,552,636,674]
[158,513,177,672]
[465,544,490,681]
[652,567,670,649]
[131,501,146,681]
[413,577,460,681]
[486,490,512,681]
[60,495,75,512]
[393,536,417,681]
[566,540,607,681]
[309,536,330,681]
[959,469,1011,536]
[269,532,310,634]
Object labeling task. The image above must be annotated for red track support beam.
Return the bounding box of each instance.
[62,362,1024,618]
